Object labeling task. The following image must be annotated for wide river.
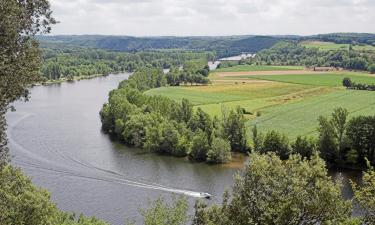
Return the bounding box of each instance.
[6,73,363,224]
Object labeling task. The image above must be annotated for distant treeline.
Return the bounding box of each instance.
[39,35,281,58]
[100,68,249,164]
[41,48,214,80]
[251,41,375,72]
[306,33,375,46]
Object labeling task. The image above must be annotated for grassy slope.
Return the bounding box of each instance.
[146,82,312,105]
[237,73,375,87]
[252,90,375,139]
[302,41,375,51]
[214,65,305,72]
[147,69,375,138]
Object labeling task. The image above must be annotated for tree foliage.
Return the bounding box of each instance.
[0,0,56,164]
[194,153,352,225]
[141,197,189,225]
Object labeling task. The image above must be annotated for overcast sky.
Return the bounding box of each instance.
[49,0,375,36]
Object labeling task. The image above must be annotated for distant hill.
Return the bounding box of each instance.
[37,35,283,58]
[38,33,375,58]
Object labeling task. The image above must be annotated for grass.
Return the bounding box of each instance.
[147,68,375,139]
[235,73,375,87]
[251,90,375,139]
[146,82,312,105]
[214,65,305,72]
[302,41,375,52]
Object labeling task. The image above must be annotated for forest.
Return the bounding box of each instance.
[41,48,214,80]
[248,41,375,72]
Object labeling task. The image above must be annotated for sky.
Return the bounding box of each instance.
[49,0,375,36]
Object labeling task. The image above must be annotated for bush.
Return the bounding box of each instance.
[342,77,352,88]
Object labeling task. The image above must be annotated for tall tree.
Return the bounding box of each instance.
[331,107,349,161]
[0,0,56,164]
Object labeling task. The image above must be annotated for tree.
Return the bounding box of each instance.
[351,163,375,224]
[369,64,375,74]
[180,99,193,123]
[223,153,351,225]
[251,125,264,153]
[318,116,339,163]
[222,107,248,152]
[291,136,316,159]
[190,130,210,161]
[262,130,290,160]
[0,165,108,225]
[0,0,56,165]
[346,116,375,165]
[207,137,232,163]
[331,107,349,161]
[188,108,213,142]
[141,197,189,225]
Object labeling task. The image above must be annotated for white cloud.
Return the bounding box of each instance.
[49,0,375,36]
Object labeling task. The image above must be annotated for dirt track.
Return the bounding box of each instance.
[214,70,327,77]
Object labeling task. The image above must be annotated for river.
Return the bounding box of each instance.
[6,73,363,224]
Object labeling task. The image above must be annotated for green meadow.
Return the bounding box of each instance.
[236,73,375,87]
[302,41,375,52]
[252,90,375,138]
[147,69,375,139]
[214,65,304,72]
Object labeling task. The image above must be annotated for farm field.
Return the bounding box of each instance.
[214,65,304,72]
[235,72,375,87]
[147,67,375,139]
[252,90,375,138]
[302,41,375,52]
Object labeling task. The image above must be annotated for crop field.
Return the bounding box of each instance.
[146,82,313,106]
[252,90,375,138]
[302,41,375,52]
[147,68,375,139]
[214,65,304,72]
[235,73,375,87]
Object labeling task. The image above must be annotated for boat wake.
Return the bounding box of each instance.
[8,113,209,199]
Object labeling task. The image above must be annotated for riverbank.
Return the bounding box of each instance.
[34,72,126,86]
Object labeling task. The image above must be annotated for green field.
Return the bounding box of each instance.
[146,82,313,106]
[214,65,304,72]
[147,69,375,139]
[252,90,375,138]
[236,73,375,87]
[302,41,375,52]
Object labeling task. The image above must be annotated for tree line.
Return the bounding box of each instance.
[100,68,248,164]
[343,77,375,91]
[238,41,375,73]
[252,107,375,168]
[41,48,214,81]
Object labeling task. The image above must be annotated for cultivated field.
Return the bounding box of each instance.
[146,66,375,138]
[301,41,375,52]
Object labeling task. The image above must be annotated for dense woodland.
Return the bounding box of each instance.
[41,48,214,80]
[39,35,280,58]
[251,41,375,72]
